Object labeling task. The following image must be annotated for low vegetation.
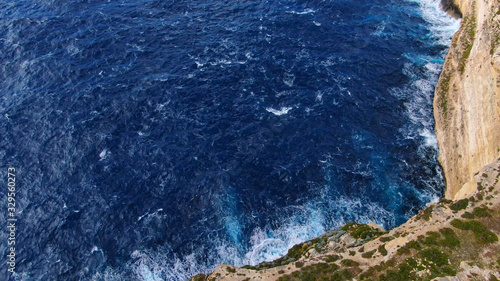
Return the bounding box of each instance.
[341,223,385,240]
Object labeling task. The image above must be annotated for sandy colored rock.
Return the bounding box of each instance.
[433,0,500,200]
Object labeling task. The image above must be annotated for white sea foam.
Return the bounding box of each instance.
[265,107,293,116]
[419,128,439,149]
[286,8,316,15]
[99,149,109,160]
[396,0,459,151]
[413,0,461,47]
[93,194,393,281]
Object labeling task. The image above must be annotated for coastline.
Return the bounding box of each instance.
[190,0,500,279]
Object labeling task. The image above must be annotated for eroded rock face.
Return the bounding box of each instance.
[434,0,500,200]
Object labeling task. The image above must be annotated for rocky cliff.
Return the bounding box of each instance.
[189,0,500,279]
[434,0,500,200]
[192,161,500,280]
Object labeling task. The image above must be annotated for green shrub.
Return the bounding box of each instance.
[476,193,484,201]
[450,219,469,230]
[472,206,492,217]
[406,240,421,249]
[437,71,451,122]
[279,262,339,281]
[450,199,469,211]
[378,244,388,256]
[397,240,421,255]
[190,274,207,281]
[362,249,376,259]
[422,206,434,221]
[379,236,394,242]
[379,258,420,281]
[278,275,291,281]
[458,17,477,74]
[341,259,359,267]
[439,228,461,248]
[323,255,341,263]
[341,223,384,239]
[286,243,308,260]
[335,269,353,280]
[451,219,498,244]
[420,248,456,278]
[419,231,441,246]
[461,212,475,219]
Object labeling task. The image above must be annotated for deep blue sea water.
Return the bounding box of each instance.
[0,0,458,280]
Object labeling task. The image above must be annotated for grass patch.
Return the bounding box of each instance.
[397,240,421,255]
[472,206,492,217]
[419,231,441,246]
[362,249,376,259]
[379,236,394,242]
[323,255,341,263]
[451,219,498,244]
[341,259,360,267]
[450,198,469,211]
[378,244,388,256]
[419,248,456,278]
[190,274,207,281]
[341,223,384,240]
[458,16,477,74]
[436,71,451,122]
[462,212,475,219]
[422,206,434,221]
[379,258,421,281]
[278,263,339,281]
[439,228,461,248]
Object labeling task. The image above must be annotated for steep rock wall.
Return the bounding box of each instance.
[434,0,500,200]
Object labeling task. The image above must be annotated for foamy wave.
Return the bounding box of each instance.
[91,195,393,281]
[242,196,395,266]
[398,0,459,149]
[419,128,438,149]
[266,107,293,116]
[412,0,460,46]
[286,8,316,15]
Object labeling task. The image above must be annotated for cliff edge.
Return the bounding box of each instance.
[434,0,500,200]
[189,0,500,279]
[192,161,500,280]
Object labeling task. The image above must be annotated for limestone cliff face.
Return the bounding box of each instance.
[434,0,500,200]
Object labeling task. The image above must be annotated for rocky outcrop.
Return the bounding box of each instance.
[434,0,500,200]
[191,160,500,280]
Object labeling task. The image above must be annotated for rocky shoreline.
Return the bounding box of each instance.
[190,0,500,279]
[192,160,500,280]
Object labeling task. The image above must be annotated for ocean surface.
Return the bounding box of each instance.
[0,0,459,280]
